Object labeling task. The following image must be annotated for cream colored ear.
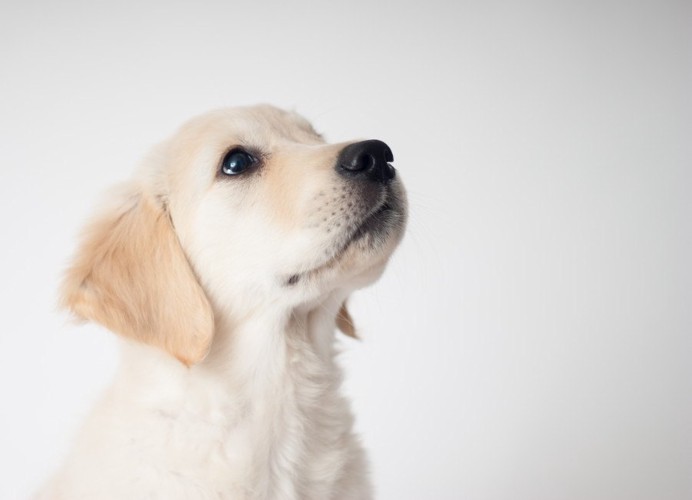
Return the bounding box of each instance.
[60,184,214,366]
[336,302,358,339]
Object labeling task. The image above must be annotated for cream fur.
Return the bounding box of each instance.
[38,105,407,500]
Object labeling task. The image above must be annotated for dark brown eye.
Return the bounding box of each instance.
[221,149,256,176]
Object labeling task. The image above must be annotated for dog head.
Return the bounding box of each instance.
[61,105,407,365]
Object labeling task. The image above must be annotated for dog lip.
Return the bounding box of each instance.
[321,197,396,261]
[346,201,392,243]
[286,198,397,284]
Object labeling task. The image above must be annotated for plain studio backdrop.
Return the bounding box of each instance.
[1,1,690,499]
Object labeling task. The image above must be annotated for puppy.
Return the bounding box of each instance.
[38,105,407,499]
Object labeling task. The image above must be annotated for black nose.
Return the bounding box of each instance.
[336,140,395,184]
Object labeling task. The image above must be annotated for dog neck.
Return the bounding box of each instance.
[205,292,345,377]
[109,292,361,498]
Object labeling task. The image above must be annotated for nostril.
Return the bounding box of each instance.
[361,154,375,171]
[343,152,374,172]
[385,163,396,180]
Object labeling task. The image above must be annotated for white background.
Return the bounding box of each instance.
[1,1,690,499]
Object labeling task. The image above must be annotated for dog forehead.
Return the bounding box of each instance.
[175,105,322,149]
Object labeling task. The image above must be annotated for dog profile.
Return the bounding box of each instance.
[38,105,407,499]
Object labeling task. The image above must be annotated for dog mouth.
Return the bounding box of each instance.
[343,201,393,246]
[285,196,399,285]
[328,195,399,261]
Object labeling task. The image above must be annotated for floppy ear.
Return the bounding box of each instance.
[60,184,214,366]
[336,301,358,339]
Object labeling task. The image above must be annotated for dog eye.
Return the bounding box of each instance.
[221,149,256,176]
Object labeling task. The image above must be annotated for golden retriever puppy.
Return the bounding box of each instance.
[38,105,407,499]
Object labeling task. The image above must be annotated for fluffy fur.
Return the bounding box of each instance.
[38,105,407,500]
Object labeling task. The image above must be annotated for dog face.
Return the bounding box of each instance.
[165,106,407,307]
[62,105,407,364]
